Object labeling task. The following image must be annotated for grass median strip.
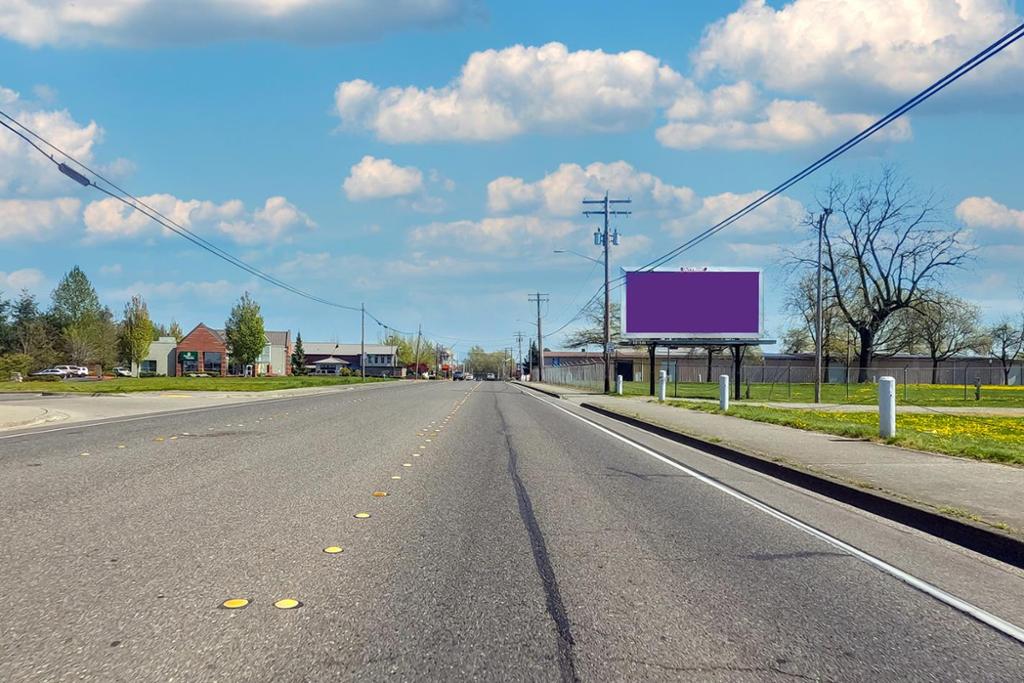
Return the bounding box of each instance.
[665,401,1024,466]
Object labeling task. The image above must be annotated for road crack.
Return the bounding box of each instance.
[495,393,579,683]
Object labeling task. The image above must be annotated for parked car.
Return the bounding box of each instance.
[54,365,87,377]
[113,366,132,377]
[30,368,66,378]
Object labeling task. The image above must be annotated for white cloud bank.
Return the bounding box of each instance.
[0,268,46,292]
[83,194,315,244]
[693,0,1024,99]
[334,41,913,151]
[0,0,478,47]
[0,197,81,240]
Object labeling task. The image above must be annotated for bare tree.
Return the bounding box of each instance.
[783,270,851,380]
[800,169,971,382]
[906,291,984,383]
[987,317,1024,385]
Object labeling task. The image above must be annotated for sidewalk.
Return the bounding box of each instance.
[517,381,1024,538]
[0,404,68,431]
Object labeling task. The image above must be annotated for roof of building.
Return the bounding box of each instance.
[304,343,397,356]
[313,356,349,365]
[210,328,290,347]
[181,323,225,344]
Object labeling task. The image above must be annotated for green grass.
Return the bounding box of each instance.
[668,401,1024,465]
[0,375,392,393]
[617,380,1024,408]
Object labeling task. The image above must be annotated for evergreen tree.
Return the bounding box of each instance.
[50,266,101,329]
[118,295,154,375]
[291,332,306,375]
[12,291,57,369]
[225,292,265,371]
[0,291,13,353]
[168,319,184,343]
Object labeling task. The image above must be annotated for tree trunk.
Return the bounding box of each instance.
[823,352,831,384]
[1005,362,1012,386]
[857,329,873,383]
[706,350,713,383]
[931,358,940,385]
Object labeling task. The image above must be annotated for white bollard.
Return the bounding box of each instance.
[879,376,896,438]
[616,375,623,395]
[658,370,667,401]
[719,375,730,411]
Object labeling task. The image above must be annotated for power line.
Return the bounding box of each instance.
[622,20,1024,276]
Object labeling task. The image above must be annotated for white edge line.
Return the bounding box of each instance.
[519,386,1024,645]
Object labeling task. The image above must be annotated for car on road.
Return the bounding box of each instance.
[113,366,133,377]
[29,368,66,378]
[465,373,474,381]
[453,371,465,381]
[485,372,496,381]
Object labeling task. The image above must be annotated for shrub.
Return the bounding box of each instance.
[0,353,34,379]
[24,374,62,382]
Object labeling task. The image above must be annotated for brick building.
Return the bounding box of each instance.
[175,323,228,376]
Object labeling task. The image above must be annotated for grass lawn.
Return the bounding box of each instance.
[0,375,392,393]
[668,401,1024,466]
[619,380,1024,408]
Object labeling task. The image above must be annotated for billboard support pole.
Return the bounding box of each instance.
[733,345,743,401]
[648,343,657,396]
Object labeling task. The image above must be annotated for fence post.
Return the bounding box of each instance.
[787,364,792,398]
[616,375,623,395]
[658,370,667,402]
[719,374,729,411]
[879,376,896,438]
[903,367,909,403]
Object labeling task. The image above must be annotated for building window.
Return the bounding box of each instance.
[141,360,157,374]
[204,352,222,374]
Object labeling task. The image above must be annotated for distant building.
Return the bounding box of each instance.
[175,323,293,376]
[135,336,178,376]
[303,343,399,377]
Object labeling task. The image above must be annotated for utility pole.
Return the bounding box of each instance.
[360,302,366,382]
[814,209,831,403]
[528,293,549,382]
[514,331,525,380]
[583,191,631,393]
[413,325,422,380]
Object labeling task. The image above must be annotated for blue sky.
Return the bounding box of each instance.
[2,0,1023,354]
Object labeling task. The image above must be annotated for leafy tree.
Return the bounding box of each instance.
[906,292,984,383]
[291,332,307,375]
[795,169,970,381]
[64,309,118,371]
[563,300,621,349]
[11,291,57,370]
[987,317,1024,386]
[465,345,507,375]
[0,353,33,379]
[50,266,101,329]
[225,292,265,370]
[118,295,154,375]
[781,328,812,354]
[0,291,13,353]
[168,319,184,343]
[382,333,415,366]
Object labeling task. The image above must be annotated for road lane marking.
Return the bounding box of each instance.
[273,598,302,609]
[354,512,371,519]
[323,546,343,554]
[221,598,249,609]
[372,491,388,497]
[402,463,412,467]
[522,389,1024,645]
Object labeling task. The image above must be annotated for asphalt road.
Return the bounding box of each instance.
[1,381,1022,681]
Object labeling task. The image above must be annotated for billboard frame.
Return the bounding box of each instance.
[619,267,765,342]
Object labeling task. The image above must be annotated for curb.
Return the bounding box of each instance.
[510,381,564,399]
[578,401,1024,570]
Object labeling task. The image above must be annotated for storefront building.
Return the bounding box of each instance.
[175,323,228,377]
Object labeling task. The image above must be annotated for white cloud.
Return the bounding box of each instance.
[0,85,102,197]
[410,215,577,252]
[109,278,251,302]
[485,161,804,240]
[83,193,315,244]
[0,0,478,47]
[693,0,1024,100]
[662,190,805,237]
[955,196,1024,231]
[99,263,123,275]
[656,96,911,151]
[0,197,81,240]
[0,268,46,292]
[334,42,687,142]
[343,155,424,200]
[488,161,696,216]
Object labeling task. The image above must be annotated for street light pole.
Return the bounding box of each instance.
[814,209,831,403]
[360,302,366,382]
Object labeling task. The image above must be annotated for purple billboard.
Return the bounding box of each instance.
[621,269,762,340]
